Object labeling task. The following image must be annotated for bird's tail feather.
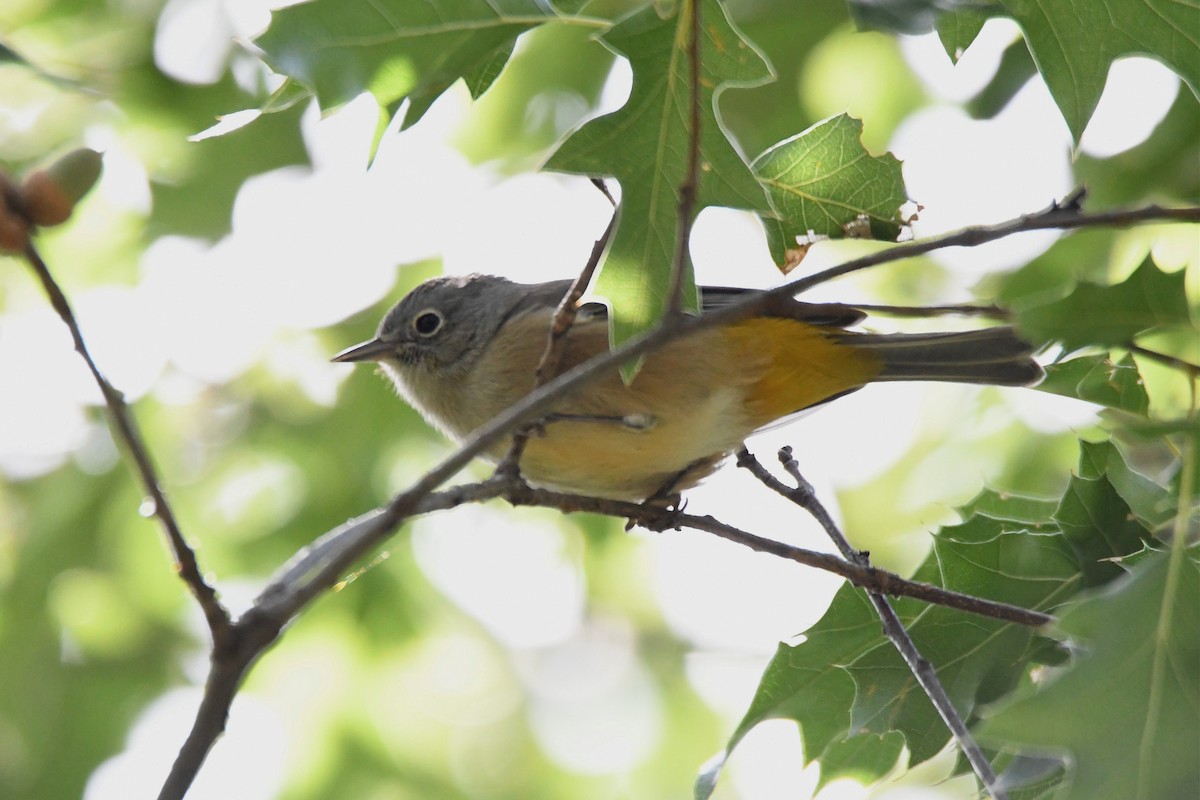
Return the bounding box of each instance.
[834,327,1043,386]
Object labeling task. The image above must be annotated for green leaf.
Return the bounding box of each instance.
[997,0,1200,143]
[546,0,773,350]
[1016,257,1195,352]
[1055,441,1152,586]
[463,42,515,99]
[961,490,1060,527]
[935,6,993,62]
[815,732,904,789]
[753,114,908,267]
[1090,440,1178,533]
[850,0,1200,143]
[1037,353,1150,415]
[964,37,1039,119]
[255,0,559,128]
[979,550,1200,800]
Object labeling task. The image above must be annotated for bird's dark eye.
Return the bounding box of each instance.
[412,309,444,337]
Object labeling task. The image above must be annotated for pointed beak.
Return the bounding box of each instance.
[332,337,394,363]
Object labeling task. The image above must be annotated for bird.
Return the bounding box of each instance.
[333,273,1042,501]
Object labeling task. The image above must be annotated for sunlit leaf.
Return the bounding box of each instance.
[753,114,907,267]
[546,0,773,351]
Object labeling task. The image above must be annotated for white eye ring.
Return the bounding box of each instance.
[412,308,444,337]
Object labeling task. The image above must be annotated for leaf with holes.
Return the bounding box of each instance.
[753,114,908,269]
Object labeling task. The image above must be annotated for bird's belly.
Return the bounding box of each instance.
[509,385,749,500]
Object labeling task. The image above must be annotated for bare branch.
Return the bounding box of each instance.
[21,242,230,636]
[1129,344,1200,376]
[847,302,1009,319]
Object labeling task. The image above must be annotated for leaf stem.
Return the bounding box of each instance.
[665,0,703,318]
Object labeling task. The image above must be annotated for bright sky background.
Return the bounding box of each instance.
[1,4,1182,799]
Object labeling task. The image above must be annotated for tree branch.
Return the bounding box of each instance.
[21,242,231,637]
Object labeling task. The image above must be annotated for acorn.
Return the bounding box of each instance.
[21,148,103,227]
[0,175,30,253]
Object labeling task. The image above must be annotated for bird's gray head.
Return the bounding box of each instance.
[332,274,528,375]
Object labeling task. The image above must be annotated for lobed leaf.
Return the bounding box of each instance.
[1016,256,1195,352]
[546,0,773,351]
[255,0,559,128]
[1037,353,1150,415]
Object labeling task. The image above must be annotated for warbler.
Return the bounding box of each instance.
[334,274,1042,500]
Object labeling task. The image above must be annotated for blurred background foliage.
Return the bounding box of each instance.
[0,1,1196,799]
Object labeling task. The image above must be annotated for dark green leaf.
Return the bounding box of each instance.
[546,0,773,351]
[463,42,515,99]
[815,732,904,788]
[1055,441,1152,586]
[1094,439,1178,532]
[979,550,1200,800]
[935,6,993,62]
[964,37,1038,119]
[997,0,1200,143]
[849,0,962,34]
[718,502,1079,787]
[753,114,908,266]
[1016,256,1194,352]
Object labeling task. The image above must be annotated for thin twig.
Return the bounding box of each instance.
[849,302,1009,319]
[665,0,703,317]
[1129,343,1200,376]
[261,473,1054,630]
[22,242,230,636]
[497,209,617,474]
[740,447,1008,800]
